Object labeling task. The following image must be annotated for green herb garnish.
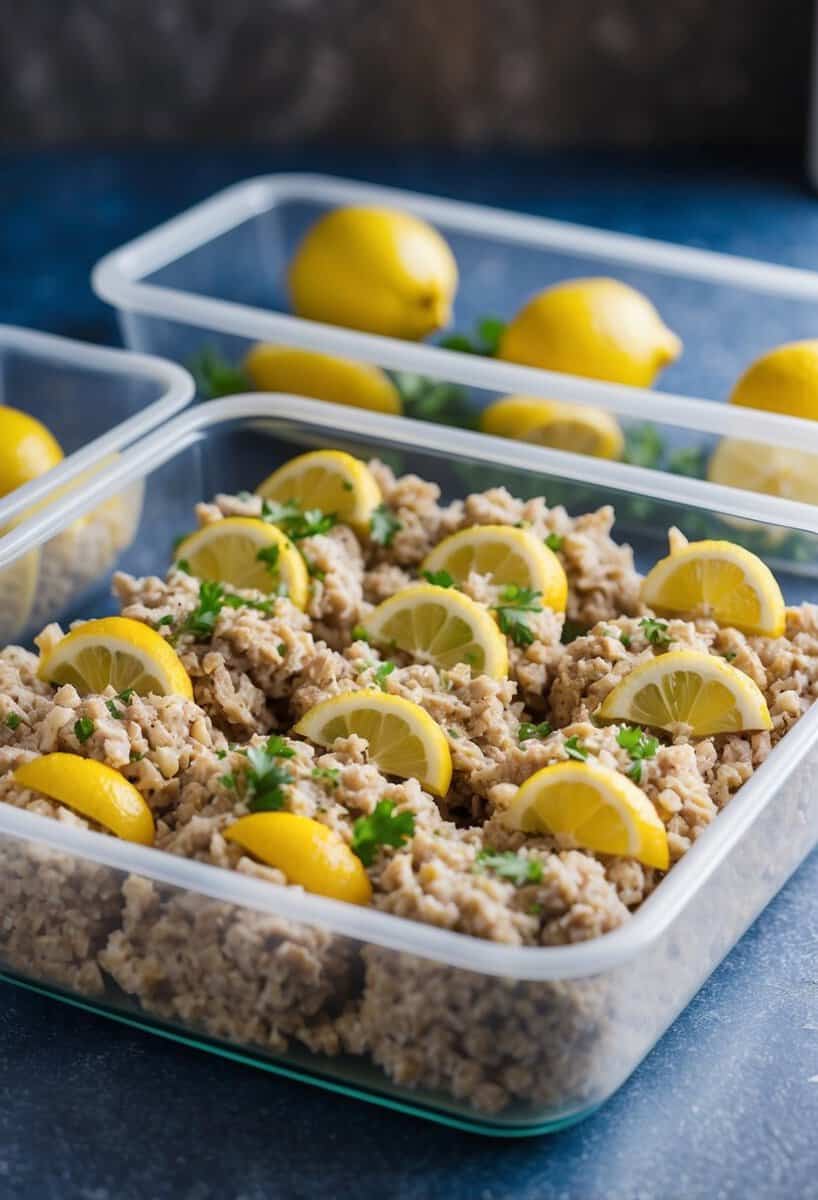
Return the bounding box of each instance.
[370,503,402,547]
[518,720,552,743]
[475,848,543,886]
[623,423,665,469]
[563,735,588,761]
[190,348,253,399]
[351,624,371,643]
[351,800,415,866]
[421,569,455,588]
[157,614,175,627]
[494,585,543,648]
[391,373,478,429]
[261,498,336,541]
[374,661,396,690]
[256,544,280,575]
[617,725,659,782]
[438,316,506,357]
[640,616,672,648]
[74,717,95,743]
[245,735,295,812]
[560,620,587,644]
[312,766,341,788]
[544,532,564,552]
[5,713,21,730]
[175,559,192,575]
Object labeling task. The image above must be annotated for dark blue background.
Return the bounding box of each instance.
[1,150,818,1199]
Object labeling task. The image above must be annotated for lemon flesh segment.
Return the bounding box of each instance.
[641,539,786,637]
[498,278,682,388]
[503,759,669,870]
[0,405,63,497]
[174,517,308,608]
[288,206,458,341]
[256,449,382,532]
[294,689,452,797]
[243,345,402,415]
[597,650,771,736]
[480,395,624,460]
[421,525,567,611]
[13,753,154,845]
[363,583,509,679]
[225,812,372,906]
[708,437,818,508]
[38,616,193,699]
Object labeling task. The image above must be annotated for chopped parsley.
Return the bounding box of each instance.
[244,735,295,813]
[306,561,325,581]
[620,632,632,648]
[74,717,95,743]
[623,423,664,469]
[563,735,589,761]
[190,347,252,399]
[173,580,276,643]
[369,503,402,547]
[106,700,123,719]
[494,585,543,648]
[421,569,455,588]
[5,713,21,730]
[351,624,371,643]
[373,660,396,690]
[277,642,287,656]
[129,751,144,763]
[351,800,415,866]
[312,766,341,788]
[617,725,659,782]
[518,720,552,743]
[391,372,478,428]
[475,848,543,886]
[723,650,737,662]
[175,558,192,575]
[156,614,175,628]
[438,316,506,357]
[261,498,337,541]
[560,620,587,645]
[544,532,564,552]
[640,616,672,649]
[256,544,280,576]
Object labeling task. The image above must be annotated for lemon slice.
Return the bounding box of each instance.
[13,753,154,844]
[244,345,402,415]
[421,524,567,610]
[707,437,818,508]
[503,759,669,870]
[597,650,771,736]
[641,539,785,637]
[362,583,509,679]
[294,689,452,796]
[256,449,382,532]
[225,812,372,905]
[174,517,308,607]
[38,616,193,699]
[480,395,624,459]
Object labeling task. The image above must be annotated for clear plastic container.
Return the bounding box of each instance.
[91,173,818,501]
[2,395,818,1136]
[0,325,194,644]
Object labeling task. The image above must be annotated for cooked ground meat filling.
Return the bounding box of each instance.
[1,458,816,1113]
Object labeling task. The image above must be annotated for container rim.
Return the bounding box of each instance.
[91,171,818,452]
[1,392,817,982]
[0,324,195,528]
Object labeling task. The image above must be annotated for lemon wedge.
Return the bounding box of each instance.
[244,345,401,415]
[225,811,372,905]
[362,582,509,679]
[641,539,785,637]
[503,759,669,870]
[480,395,624,460]
[420,524,567,609]
[597,650,771,736]
[294,690,452,796]
[498,279,681,388]
[257,449,382,533]
[288,206,458,340]
[13,753,154,845]
[38,616,193,699]
[707,437,818,508]
[174,517,308,608]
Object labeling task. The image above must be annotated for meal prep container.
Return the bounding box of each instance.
[91,173,818,501]
[2,395,818,1136]
[0,326,194,645]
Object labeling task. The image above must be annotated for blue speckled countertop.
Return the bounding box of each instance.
[2,149,818,1199]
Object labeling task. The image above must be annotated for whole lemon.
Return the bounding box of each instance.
[729,340,818,421]
[480,394,623,459]
[288,206,458,340]
[0,405,63,497]
[498,277,682,387]
[243,345,401,414]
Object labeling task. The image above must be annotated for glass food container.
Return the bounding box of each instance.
[2,395,818,1136]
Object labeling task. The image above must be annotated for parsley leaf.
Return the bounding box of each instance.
[190,348,253,399]
[617,725,659,782]
[374,660,396,690]
[351,624,371,643]
[245,735,295,812]
[640,616,672,648]
[312,766,341,788]
[351,800,415,866]
[723,650,737,662]
[438,315,506,357]
[175,558,192,575]
[370,503,402,547]
[421,569,455,588]
[173,581,276,643]
[256,544,280,576]
[106,700,123,719]
[494,585,543,648]
[518,720,552,743]
[261,498,336,541]
[74,717,95,743]
[475,848,543,886]
[544,532,564,552]
[560,620,587,645]
[623,423,665,469]
[667,446,707,479]
[157,614,175,628]
[620,632,632,648]
[563,735,588,761]
[391,372,479,429]
[5,713,21,730]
